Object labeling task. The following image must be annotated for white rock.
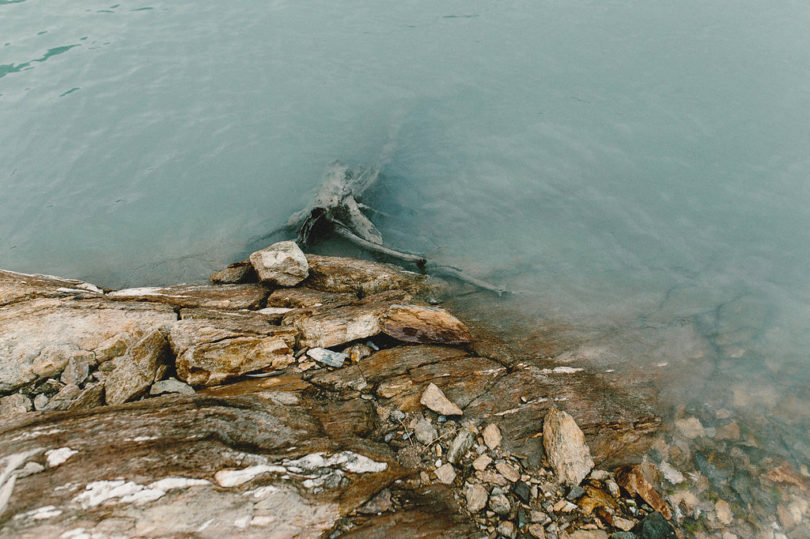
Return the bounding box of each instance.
[307,348,347,368]
[675,417,705,439]
[659,461,685,484]
[420,383,462,416]
[45,447,77,468]
[14,505,62,521]
[249,241,309,287]
[215,465,286,487]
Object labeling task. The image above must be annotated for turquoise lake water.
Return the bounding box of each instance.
[2,0,810,531]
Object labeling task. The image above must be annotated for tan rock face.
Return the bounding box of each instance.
[420,383,463,416]
[284,290,408,349]
[104,330,171,405]
[382,305,472,345]
[0,269,103,307]
[210,261,256,284]
[169,320,295,387]
[108,284,269,310]
[543,407,594,486]
[0,297,177,393]
[304,255,428,296]
[249,241,309,287]
[267,286,355,309]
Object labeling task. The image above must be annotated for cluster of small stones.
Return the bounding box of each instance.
[0,241,679,537]
[326,383,677,539]
[630,405,810,539]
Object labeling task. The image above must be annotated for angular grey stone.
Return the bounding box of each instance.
[60,355,91,386]
[249,241,309,287]
[307,348,347,368]
[0,393,32,417]
[413,417,437,445]
[447,430,474,464]
[150,378,195,396]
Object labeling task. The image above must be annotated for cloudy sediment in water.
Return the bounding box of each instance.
[2,0,810,529]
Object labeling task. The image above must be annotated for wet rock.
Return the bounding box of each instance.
[169,320,295,387]
[150,378,195,396]
[715,421,740,441]
[513,481,531,503]
[694,450,734,486]
[715,499,733,525]
[637,512,676,538]
[420,383,463,416]
[465,483,488,512]
[674,416,704,439]
[284,290,409,349]
[0,297,176,393]
[60,355,91,386]
[305,254,427,296]
[483,423,502,450]
[307,347,347,368]
[435,463,456,484]
[382,305,472,345]
[249,241,309,287]
[496,461,520,482]
[657,461,683,485]
[210,260,256,284]
[413,417,437,445]
[68,383,105,410]
[489,492,512,516]
[104,330,171,404]
[616,465,671,520]
[448,430,474,464]
[0,393,32,417]
[610,533,635,539]
[567,485,585,500]
[359,488,392,514]
[543,407,594,485]
[577,484,617,515]
[497,521,516,538]
[109,283,268,310]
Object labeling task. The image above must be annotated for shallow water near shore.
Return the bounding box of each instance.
[2,0,810,533]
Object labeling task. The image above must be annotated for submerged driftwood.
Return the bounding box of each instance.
[284,162,508,295]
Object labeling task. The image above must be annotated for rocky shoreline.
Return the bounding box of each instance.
[1,241,679,537]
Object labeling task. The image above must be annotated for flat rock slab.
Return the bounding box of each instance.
[267,286,356,309]
[304,255,429,297]
[382,304,472,344]
[169,320,296,387]
[0,298,177,393]
[0,269,104,307]
[283,290,410,349]
[108,284,269,310]
[0,392,403,538]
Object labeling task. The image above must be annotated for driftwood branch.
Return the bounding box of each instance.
[286,162,508,295]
